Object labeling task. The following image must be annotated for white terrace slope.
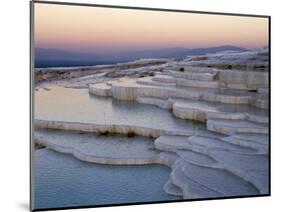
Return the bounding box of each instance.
[89,67,268,110]
[85,64,269,199]
[35,118,269,198]
[35,50,269,200]
[88,66,269,129]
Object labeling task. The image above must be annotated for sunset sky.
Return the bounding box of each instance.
[34,3,269,54]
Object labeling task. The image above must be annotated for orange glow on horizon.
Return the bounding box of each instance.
[34,3,269,53]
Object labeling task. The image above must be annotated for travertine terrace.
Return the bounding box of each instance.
[35,48,269,199]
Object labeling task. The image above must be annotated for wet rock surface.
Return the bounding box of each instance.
[34,48,269,200]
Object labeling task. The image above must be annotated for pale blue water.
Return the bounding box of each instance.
[35,86,205,132]
[34,86,198,210]
[34,149,180,210]
[36,129,160,159]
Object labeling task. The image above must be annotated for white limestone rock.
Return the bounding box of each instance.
[158,151,180,167]
[257,87,269,94]
[154,135,192,152]
[153,75,221,89]
[106,78,253,104]
[181,160,259,196]
[246,113,269,124]
[208,149,269,194]
[152,75,175,83]
[34,129,160,165]
[34,119,194,138]
[176,150,218,168]
[166,71,216,81]
[170,66,219,74]
[172,101,218,122]
[175,78,220,89]
[154,135,254,155]
[253,98,269,109]
[136,77,176,87]
[218,70,268,90]
[89,83,112,96]
[186,135,255,154]
[207,119,269,135]
[136,96,172,109]
[172,100,268,123]
[220,133,268,154]
[171,162,223,199]
[163,179,183,197]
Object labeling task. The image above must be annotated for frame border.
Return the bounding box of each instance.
[30,1,35,211]
[30,1,271,211]
[33,0,270,18]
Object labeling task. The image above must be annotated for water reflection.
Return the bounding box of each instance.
[35,86,205,132]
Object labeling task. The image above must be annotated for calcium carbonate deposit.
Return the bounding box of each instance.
[34,48,269,205]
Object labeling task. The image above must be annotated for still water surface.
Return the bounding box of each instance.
[35,149,180,209]
[35,86,205,132]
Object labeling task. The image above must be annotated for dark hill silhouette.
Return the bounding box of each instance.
[35,45,246,68]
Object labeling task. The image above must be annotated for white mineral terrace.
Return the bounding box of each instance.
[34,118,269,198]
[88,68,268,110]
[35,50,269,200]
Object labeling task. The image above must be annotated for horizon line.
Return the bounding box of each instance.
[34,44,268,54]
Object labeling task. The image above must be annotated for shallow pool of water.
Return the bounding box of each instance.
[36,129,159,159]
[35,86,205,132]
[34,149,180,209]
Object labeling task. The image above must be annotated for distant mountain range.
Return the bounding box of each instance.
[35,45,246,68]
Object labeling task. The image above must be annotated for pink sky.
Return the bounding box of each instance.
[34,3,269,53]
